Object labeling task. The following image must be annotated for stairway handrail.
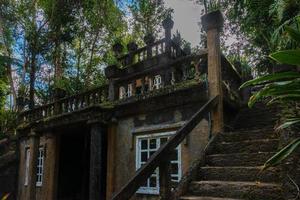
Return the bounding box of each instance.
[111,95,219,200]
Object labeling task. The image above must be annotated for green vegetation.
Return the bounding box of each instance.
[0,0,299,172]
[0,0,171,138]
[240,24,300,170]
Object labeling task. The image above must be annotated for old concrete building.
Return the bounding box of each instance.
[15,11,289,200]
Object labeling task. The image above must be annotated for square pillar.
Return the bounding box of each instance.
[43,133,59,200]
[89,122,107,200]
[202,10,224,134]
[106,120,117,200]
[18,130,39,200]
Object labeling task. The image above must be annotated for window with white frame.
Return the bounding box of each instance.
[36,147,45,187]
[135,132,181,194]
[119,86,126,99]
[24,147,30,186]
[153,75,162,90]
[127,84,133,97]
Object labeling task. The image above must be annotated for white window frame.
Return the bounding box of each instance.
[148,77,153,91]
[36,147,45,187]
[127,84,133,97]
[119,86,126,99]
[135,131,182,195]
[153,75,162,90]
[24,147,30,186]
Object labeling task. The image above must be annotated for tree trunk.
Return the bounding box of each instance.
[85,32,99,87]
[6,60,17,110]
[54,41,63,81]
[29,53,36,109]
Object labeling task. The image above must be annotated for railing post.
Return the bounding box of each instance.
[159,159,171,200]
[26,130,39,200]
[89,121,107,200]
[162,16,174,56]
[202,10,224,135]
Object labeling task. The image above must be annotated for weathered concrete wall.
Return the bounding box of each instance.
[18,138,30,200]
[109,102,210,200]
[18,134,58,200]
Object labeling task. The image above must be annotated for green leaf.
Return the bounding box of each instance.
[268,94,300,104]
[276,118,300,130]
[262,138,300,171]
[239,72,300,89]
[285,26,300,42]
[270,50,300,66]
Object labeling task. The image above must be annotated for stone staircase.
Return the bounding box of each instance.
[180,104,284,200]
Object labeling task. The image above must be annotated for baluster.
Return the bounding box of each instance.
[84,94,89,108]
[147,46,152,59]
[80,95,84,108]
[90,92,94,105]
[88,93,92,106]
[103,89,108,102]
[71,98,74,110]
[45,106,49,117]
[138,52,141,62]
[60,101,64,113]
[93,91,99,104]
[143,50,146,61]
[159,159,171,200]
[75,97,79,109]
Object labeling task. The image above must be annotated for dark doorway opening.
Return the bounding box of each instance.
[57,129,90,200]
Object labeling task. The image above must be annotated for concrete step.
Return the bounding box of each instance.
[180,196,241,200]
[234,123,276,130]
[188,181,283,200]
[218,130,277,142]
[211,139,279,154]
[206,152,275,166]
[198,166,280,182]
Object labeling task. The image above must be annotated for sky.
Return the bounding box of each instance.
[164,0,203,46]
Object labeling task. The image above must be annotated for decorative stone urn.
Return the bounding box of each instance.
[105,64,121,79]
[53,88,67,100]
[144,33,155,45]
[183,45,191,55]
[162,16,174,30]
[201,10,224,31]
[127,42,138,52]
[112,42,123,56]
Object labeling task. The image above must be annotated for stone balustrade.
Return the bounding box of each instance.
[18,85,109,125]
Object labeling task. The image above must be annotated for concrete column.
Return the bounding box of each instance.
[43,133,59,200]
[202,10,224,134]
[106,120,117,200]
[162,16,174,55]
[89,122,106,200]
[108,80,116,101]
[26,130,39,200]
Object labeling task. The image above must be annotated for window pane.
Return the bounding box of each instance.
[150,151,156,157]
[171,176,179,182]
[141,140,148,149]
[149,176,157,188]
[171,163,178,175]
[149,139,156,149]
[141,152,148,162]
[141,179,148,187]
[171,149,178,161]
[160,137,167,145]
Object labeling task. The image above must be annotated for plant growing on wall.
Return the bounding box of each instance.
[240,25,300,170]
